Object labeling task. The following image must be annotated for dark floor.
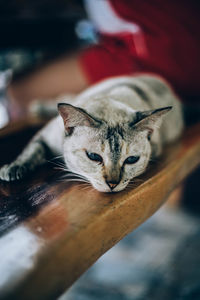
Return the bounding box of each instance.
[60,204,200,300]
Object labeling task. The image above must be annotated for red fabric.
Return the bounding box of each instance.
[79,0,200,102]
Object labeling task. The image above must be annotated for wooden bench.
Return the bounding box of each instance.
[0,119,199,300]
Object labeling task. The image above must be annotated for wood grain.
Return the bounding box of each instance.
[0,121,199,300]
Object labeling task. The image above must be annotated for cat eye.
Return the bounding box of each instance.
[124,156,140,164]
[86,151,103,163]
[147,131,152,141]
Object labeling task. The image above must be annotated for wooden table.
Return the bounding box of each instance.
[0,120,200,300]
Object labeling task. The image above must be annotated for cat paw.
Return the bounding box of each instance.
[0,163,28,181]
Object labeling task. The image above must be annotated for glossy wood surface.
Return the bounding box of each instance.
[0,120,200,300]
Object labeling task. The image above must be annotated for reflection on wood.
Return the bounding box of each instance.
[0,120,200,300]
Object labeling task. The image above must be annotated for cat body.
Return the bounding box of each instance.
[0,75,183,192]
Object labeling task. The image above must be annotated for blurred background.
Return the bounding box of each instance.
[0,0,91,73]
[0,0,200,299]
[0,0,96,125]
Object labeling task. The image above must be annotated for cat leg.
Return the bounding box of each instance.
[0,116,63,182]
[0,140,48,181]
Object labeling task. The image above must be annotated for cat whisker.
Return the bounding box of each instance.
[53,167,70,173]
[126,184,137,191]
[65,171,88,178]
[47,160,66,169]
[63,178,90,183]
[62,172,86,178]
[77,182,92,189]
[127,183,141,189]
[54,166,66,171]
[49,158,103,187]
[50,163,87,177]
[55,163,67,169]
[81,187,93,192]
[78,184,93,192]
[56,178,89,184]
[60,172,89,181]
[127,178,144,190]
[77,181,91,186]
[60,175,89,182]
[50,155,64,161]
[128,183,139,188]
[129,178,144,183]
[71,182,90,188]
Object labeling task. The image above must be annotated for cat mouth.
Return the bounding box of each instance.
[93,184,126,193]
[90,179,129,193]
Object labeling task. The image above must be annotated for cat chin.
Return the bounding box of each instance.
[92,185,112,193]
[90,182,112,193]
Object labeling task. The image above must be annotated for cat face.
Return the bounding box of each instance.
[58,103,171,192]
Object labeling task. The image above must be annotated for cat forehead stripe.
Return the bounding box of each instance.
[106,125,125,139]
[108,134,120,154]
[106,126,124,161]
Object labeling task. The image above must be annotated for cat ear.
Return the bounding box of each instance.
[58,103,102,134]
[130,106,172,132]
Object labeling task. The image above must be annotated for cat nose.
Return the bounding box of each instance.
[106,181,119,190]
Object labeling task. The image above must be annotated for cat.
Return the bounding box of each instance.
[0,75,184,192]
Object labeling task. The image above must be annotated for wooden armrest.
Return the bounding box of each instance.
[0,122,199,300]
